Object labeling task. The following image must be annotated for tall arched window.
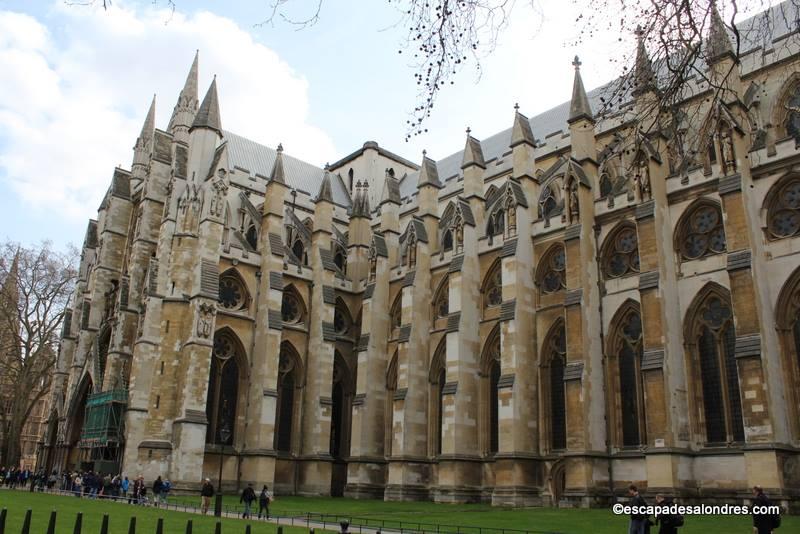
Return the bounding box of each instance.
[385,352,398,457]
[429,340,446,456]
[245,222,258,250]
[602,224,640,279]
[677,201,726,261]
[775,266,800,440]
[687,289,744,444]
[545,322,567,451]
[390,293,402,338]
[482,260,503,310]
[481,329,501,455]
[275,343,302,452]
[433,277,449,319]
[330,353,350,458]
[281,286,305,325]
[206,331,241,445]
[609,305,645,447]
[766,176,800,239]
[537,244,566,294]
[777,78,800,142]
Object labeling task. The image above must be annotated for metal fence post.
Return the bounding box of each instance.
[100,514,109,534]
[185,519,192,534]
[215,522,222,534]
[127,516,136,534]
[46,511,56,534]
[156,518,164,534]
[0,507,6,534]
[245,525,251,534]
[20,509,31,534]
[72,512,82,534]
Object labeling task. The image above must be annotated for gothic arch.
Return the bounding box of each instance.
[604,299,646,448]
[535,243,567,294]
[432,275,450,320]
[389,291,402,337]
[334,297,353,336]
[774,265,800,441]
[275,340,305,453]
[65,373,93,447]
[429,336,447,456]
[673,197,727,261]
[206,328,249,445]
[600,221,640,279]
[92,324,112,390]
[281,284,307,325]
[762,172,800,240]
[683,283,745,444]
[385,351,399,457]
[479,324,502,455]
[481,258,503,311]
[540,318,567,452]
[219,268,251,311]
[771,71,800,142]
[330,350,354,459]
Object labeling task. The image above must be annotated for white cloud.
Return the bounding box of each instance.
[0,2,338,220]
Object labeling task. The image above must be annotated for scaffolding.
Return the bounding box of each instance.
[79,388,127,471]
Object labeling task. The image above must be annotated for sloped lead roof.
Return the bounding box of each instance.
[223,131,350,206]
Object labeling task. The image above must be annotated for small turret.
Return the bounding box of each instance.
[132,95,156,184]
[269,143,287,184]
[568,56,594,125]
[568,57,597,163]
[190,77,222,136]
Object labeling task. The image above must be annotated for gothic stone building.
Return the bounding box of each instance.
[43,5,800,508]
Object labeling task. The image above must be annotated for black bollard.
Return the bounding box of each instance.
[46,510,56,534]
[20,509,31,534]
[127,516,136,534]
[214,522,222,534]
[73,512,82,534]
[100,514,109,534]
[155,518,163,534]
[276,527,283,534]
[184,519,192,534]
[245,526,251,534]
[0,508,6,534]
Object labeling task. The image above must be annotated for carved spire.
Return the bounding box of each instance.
[168,51,199,136]
[138,95,156,145]
[417,150,442,188]
[568,56,594,124]
[191,76,222,136]
[380,168,401,206]
[708,1,734,62]
[461,128,486,169]
[351,180,371,218]
[316,169,334,203]
[633,26,656,95]
[510,104,536,148]
[269,143,286,184]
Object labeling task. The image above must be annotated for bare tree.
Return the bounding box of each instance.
[74,0,800,143]
[0,242,77,467]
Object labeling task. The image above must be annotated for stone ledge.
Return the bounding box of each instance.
[718,173,742,195]
[138,440,173,450]
[563,362,583,381]
[564,224,581,241]
[727,249,752,272]
[635,200,655,220]
[734,333,761,359]
[639,271,659,290]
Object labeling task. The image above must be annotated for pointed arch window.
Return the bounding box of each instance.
[330,352,352,458]
[281,287,305,324]
[333,243,347,274]
[602,225,640,279]
[611,309,645,447]
[483,261,502,309]
[599,173,613,199]
[538,244,566,294]
[245,222,258,250]
[481,330,502,455]
[689,293,744,444]
[334,299,351,336]
[429,341,447,456]
[433,278,449,319]
[547,324,567,451]
[275,343,300,452]
[767,177,800,239]
[539,184,560,221]
[206,331,240,445]
[678,202,726,261]
[385,352,398,458]
[219,272,248,310]
[442,229,453,252]
[390,293,402,337]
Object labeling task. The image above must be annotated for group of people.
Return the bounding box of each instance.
[626,484,782,534]
[199,478,273,520]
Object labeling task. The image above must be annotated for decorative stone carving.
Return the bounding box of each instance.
[197,302,217,338]
[208,170,229,218]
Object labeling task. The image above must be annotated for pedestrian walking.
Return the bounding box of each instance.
[752,485,780,534]
[240,482,256,519]
[200,478,215,514]
[654,494,683,534]
[258,485,272,519]
[628,484,648,534]
[122,476,130,502]
[153,476,164,507]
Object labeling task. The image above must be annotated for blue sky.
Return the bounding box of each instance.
[0,0,629,250]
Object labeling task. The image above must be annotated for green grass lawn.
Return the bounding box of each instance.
[0,491,311,534]
[0,490,796,534]
[164,493,798,534]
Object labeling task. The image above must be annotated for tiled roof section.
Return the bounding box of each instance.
[84,220,99,249]
[269,272,283,291]
[223,132,350,206]
[418,154,443,188]
[372,234,388,257]
[380,173,402,205]
[320,248,338,272]
[500,238,518,258]
[510,111,536,147]
[448,255,464,273]
[333,225,349,247]
[316,171,334,203]
[192,78,222,135]
[110,169,131,200]
[461,135,486,169]
[409,218,428,243]
[487,180,528,212]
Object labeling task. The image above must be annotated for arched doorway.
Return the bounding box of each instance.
[330,351,354,497]
[549,461,566,507]
[64,375,93,471]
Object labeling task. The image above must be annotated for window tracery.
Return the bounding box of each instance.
[603,226,640,279]
[767,177,800,239]
[548,324,567,451]
[206,331,240,445]
[483,262,502,308]
[219,274,247,310]
[538,245,566,294]
[281,289,304,324]
[678,202,726,261]
[433,278,449,319]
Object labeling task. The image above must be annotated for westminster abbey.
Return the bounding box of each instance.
[40,3,800,509]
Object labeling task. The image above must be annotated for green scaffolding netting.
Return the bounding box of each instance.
[79,389,127,447]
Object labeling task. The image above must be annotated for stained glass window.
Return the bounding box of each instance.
[768,179,800,239]
[604,226,640,279]
[618,311,643,447]
[206,332,239,445]
[219,275,246,310]
[680,203,726,260]
[540,245,566,294]
[275,347,296,452]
